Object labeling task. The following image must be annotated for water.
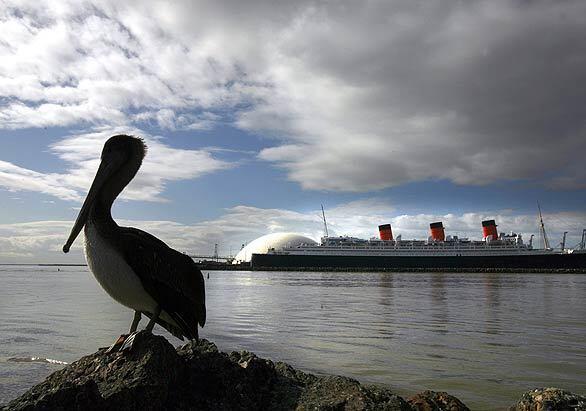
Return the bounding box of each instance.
[1,266,585,409]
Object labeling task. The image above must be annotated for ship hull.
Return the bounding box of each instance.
[251,252,586,271]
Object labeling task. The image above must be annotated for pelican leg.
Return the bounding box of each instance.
[145,306,161,332]
[129,311,142,333]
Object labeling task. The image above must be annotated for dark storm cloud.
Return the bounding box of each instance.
[253,0,586,190]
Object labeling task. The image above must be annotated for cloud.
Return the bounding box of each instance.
[52,127,231,202]
[2,200,585,263]
[250,1,586,191]
[0,160,81,201]
[0,0,247,129]
[0,127,230,202]
[0,220,73,260]
[1,0,585,191]
[133,110,221,131]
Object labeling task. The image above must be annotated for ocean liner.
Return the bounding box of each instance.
[251,217,586,271]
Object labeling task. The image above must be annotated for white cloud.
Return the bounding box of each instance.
[0,220,74,261]
[2,200,585,263]
[0,0,245,129]
[0,127,230,202]
[1,0,585,191]
[52,127,231,202]
[133,110,221,131]
[0,160,81,201]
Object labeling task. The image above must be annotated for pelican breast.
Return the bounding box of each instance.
[84,223,157,312]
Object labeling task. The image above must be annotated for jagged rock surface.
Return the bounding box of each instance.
[510,387,586,411]
[5,333,583,411]
[3,332,415,411]
[407,390,470,411]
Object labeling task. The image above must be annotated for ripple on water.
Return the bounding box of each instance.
[7,357,68,365]
[2,337,38,344]
[2,327,57,336]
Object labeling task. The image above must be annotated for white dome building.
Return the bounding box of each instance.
[234,233,317,263]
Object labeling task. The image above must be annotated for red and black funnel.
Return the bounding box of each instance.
[430,222,445,241]
[482,220,498,240]
[378,224,393,241]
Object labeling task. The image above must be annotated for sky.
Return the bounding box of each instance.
[1,0,585,263]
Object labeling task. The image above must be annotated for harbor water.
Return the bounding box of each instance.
[1,266,585,409]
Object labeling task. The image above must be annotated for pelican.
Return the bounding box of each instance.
[63,135,205,350]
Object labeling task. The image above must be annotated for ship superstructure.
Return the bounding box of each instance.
[252,218,586,270]
[268,220,552,257]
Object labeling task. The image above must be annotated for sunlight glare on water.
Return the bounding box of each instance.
[1,266,585,409]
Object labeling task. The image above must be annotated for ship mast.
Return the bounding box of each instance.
[561,231,568,252]
[537,202,551,250]
[321,204,329,238]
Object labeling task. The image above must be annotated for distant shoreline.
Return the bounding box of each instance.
[1,263,584,273]
[0,263,87,266]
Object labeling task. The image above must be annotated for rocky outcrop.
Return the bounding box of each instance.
[3,332,583,411]
[3,331,415,410]
[407,391,470,411]
[510,387,586,411]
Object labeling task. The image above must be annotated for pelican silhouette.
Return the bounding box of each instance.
[63,135,205,350]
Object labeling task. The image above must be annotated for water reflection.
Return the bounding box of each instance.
[542,275,554,313]
[377,273,394,304]
[376,273,395,339]
[430,273,448,334]
[484,274,502,335]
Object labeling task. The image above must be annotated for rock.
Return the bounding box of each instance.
[4,331,181,411]
[510,387,586,411]
[407,390,470,411]
[6,333,584,411]
[3,331,413,410]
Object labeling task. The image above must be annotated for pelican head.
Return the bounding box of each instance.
[63,135,146,253]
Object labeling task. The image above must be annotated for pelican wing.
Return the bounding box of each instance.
[116,227,206,340]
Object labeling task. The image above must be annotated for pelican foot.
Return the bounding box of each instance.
[105,334,129,353]
[119,331,140,352]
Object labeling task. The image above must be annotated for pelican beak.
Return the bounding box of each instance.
[62,158,117,253]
